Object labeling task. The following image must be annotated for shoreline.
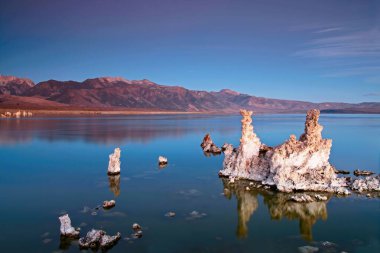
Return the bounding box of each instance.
[1,108,380,117]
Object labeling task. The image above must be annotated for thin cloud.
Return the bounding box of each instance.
[313,27,342,33]
[322,66,380,77]
[363,92,380,97]
[295,29,380,58]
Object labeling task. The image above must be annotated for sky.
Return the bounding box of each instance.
[0,0,379,103]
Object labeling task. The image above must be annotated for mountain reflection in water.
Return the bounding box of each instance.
[222,178,329,241]
[0,116,237,145]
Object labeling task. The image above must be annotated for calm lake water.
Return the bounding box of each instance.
[0,114,379,253]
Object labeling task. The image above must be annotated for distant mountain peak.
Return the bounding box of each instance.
[219,89,240,95]
[0,75,34,87]
[89,77,130,83]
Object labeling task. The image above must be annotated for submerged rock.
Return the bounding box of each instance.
[102,200,116,209]
[220,109,348,193]
[353,169,375,176]
[298,245,319,253]
[108,148,121,175]
[165,211,176,217]
[201,133,222,154]
[350,176,380,192]
[78,229,120,249]
[132,223,141,231]
[131,223,143,238]
[59,214,80,238]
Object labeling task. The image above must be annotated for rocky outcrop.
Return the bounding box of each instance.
[103,200,116,209]
[78,229,120,249]
[158,156,168,166]
[350,176,380,192]
[220,109,348,193]
[59,214,80,238]
[107,148,121,175]
[353,169,375,176]
[201,134,221,154]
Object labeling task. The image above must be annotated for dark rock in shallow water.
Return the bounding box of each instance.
[353,169,375,176]
[333,167,350,175]
[201,134,221,154]
[78,229,120,249]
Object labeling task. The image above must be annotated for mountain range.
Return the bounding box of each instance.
[1,75,379,113]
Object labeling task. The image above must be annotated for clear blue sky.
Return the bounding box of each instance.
[0,0,379,102]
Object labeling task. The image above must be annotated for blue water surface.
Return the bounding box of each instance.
[0,114,379,253]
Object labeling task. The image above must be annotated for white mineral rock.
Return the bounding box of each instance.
[351,176,380,192]
[78,229,121,249]
[13,111,21,118]
[158,156,168,165]
[107,148,121,175]
[103,200,116,209]
[59,214,80,238]
[201,134,222,154]
[220,109,347,193]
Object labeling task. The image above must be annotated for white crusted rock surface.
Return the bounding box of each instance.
[220,109,348,193]
[59,214,80,238]
[108,148,121,175]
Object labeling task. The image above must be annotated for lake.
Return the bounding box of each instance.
[0,114,379,253]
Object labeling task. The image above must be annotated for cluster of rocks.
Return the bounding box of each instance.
[78,229,121,249]
[200,133,222,154]
[218,109,379,195]
[350,175,380,192]
[1,110,33,118]
[59,214,122,250]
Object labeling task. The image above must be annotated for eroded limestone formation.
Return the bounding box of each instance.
[108,148,121,175]
[201,133,222,154]
[59,214,80,238]
[158,156,168,166]
[220,109,348,193]
[78,229,121,249]
[350,176,380,192]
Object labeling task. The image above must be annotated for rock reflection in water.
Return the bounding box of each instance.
[222,179,329,241]
[108,175,120,197]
